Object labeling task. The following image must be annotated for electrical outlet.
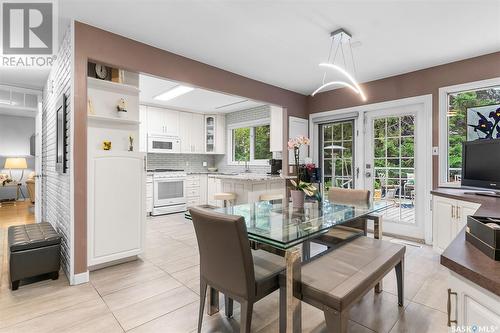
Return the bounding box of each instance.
[202,161,207,167]
[432,146,439,155]
[186,161,190,166]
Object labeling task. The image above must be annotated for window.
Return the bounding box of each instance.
[320,120,354,189]
[445,85,500,183]
[230,123,272,164]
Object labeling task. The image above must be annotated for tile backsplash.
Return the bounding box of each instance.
[147,153,215,172]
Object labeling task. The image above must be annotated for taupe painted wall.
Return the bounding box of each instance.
[308,52,500,188]
[73,22,307,274]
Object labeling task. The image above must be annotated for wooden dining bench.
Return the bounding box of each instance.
[280,236,405,333]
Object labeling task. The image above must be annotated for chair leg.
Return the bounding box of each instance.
[240,300,253,333]
[198,280,208,333]
[395,258,404,306]
[51,271,59,280]
[324,307,348,333]
[224,295,233,318]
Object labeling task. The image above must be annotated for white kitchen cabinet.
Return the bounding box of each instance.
[88,151,146,268]
[270,105,283,152]
[177,112,206,153]
[199,174,208,204]
[146,106,179,136]
[205,115,225,154]
[432,195,480,253]
[448,271,500,329]
[207,176,222,206]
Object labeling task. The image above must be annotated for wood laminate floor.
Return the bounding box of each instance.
[0,206,450,332]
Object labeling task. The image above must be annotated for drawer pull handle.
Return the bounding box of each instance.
[447,288,457,327]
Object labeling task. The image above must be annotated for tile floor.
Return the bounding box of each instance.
[0,206,451,332]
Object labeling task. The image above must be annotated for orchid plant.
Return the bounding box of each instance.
[288,136,316,196]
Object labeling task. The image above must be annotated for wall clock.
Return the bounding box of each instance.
[95,63,108,80]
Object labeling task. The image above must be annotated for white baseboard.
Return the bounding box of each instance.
[70,271,89,285]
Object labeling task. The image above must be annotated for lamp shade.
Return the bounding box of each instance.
[4,157,28,169]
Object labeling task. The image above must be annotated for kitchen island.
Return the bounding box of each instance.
[207,173,286,206]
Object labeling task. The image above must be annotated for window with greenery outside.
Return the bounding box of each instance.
[447,87,500,182]
[232,125,272,162]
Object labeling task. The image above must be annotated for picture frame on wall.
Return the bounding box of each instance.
[56,94,68,173]
[466,103,500,141]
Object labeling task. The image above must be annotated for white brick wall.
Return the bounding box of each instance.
[41,27,73,279]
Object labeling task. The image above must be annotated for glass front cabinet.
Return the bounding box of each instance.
[204,115,225,154]
[205,116,215,153]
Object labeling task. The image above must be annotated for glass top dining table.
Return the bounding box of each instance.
[212,199,391,250]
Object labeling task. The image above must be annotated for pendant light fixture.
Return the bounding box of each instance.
[312,28,366,101]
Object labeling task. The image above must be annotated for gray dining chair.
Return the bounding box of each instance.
[313,188,370,248]
[189,207,286,333]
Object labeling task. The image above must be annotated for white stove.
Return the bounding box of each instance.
[152,169,187,215]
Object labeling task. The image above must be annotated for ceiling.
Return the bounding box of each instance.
[2,1,499,92]
[59,0,500,95]
[139,74,266,113]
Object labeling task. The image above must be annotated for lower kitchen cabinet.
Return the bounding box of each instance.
[448,271,500,329]
[432,195,480,253]
[186,174,208,207]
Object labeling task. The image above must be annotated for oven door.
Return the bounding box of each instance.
[154,178,186,207]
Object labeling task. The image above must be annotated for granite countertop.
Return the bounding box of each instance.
[432,188,500,296]
[206,173,285,181]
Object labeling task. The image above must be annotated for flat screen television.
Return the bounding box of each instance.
[461,139,500,191]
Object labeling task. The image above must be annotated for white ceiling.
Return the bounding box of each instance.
[59,0,500,95]
[139,74,266,113]
[2,1,499,92]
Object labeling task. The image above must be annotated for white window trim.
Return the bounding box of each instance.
[227,118,271,166]
[438,77,500,187]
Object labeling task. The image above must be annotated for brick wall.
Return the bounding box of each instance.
[41,27,73,279]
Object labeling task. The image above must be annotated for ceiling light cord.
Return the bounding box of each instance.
[349,39,358,81]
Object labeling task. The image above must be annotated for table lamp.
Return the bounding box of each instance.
[4,157,28,182]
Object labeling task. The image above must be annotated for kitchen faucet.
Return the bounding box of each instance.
[244,160,251,173]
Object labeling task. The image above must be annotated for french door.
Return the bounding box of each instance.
[364,104,425,239]
[319,120,355,189]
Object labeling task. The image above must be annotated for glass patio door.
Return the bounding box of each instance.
[364,105,425,239]
[319,120,355,190]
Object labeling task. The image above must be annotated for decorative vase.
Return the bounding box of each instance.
[291,190,305,208]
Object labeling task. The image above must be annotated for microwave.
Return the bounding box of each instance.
[147,135,181,153]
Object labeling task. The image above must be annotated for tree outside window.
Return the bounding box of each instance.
[447,87,500,182]
[232,124,272,163]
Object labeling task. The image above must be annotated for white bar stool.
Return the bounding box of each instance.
[214,192,237,207]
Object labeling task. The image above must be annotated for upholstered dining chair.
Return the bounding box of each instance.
[189,207,285,333]
[312,187,370,249]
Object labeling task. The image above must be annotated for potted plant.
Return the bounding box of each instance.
[288,136,316,208]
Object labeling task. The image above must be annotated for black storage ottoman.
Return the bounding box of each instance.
[8,222,61,290]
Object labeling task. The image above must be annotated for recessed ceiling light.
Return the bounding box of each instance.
[154,85,194,101]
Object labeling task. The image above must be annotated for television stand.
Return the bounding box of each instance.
[463,190,500,198]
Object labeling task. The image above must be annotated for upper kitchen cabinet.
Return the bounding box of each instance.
[147,106,179,136]
[205,115,225,154]
[270,105,283,152]
[179,112,204,153]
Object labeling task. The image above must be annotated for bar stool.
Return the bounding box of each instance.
[258,193,283,202]
[214,192,236,207]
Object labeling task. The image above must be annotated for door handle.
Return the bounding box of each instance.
[457,206,461,220]
[451,205,455,219]
[447,288,457,327]
[365,172,371,177]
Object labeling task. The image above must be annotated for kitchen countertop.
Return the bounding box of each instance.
[206,173,285,181]
[432,188,500,296]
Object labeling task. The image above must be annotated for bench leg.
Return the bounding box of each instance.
[395,258,404,306]
[324,307,348,333]
[11,280,20,291]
